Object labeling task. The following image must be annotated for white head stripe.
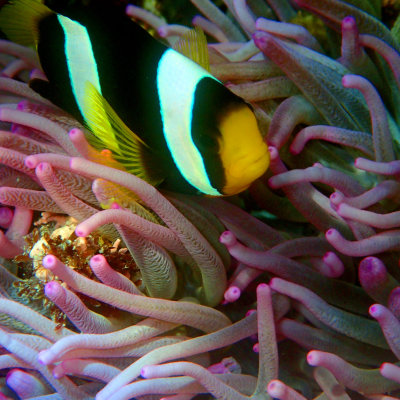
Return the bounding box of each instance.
[57,15,102,117]
[157,49,221,196]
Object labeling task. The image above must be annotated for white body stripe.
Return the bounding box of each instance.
[157,49,221,196]
[57,15,102,117]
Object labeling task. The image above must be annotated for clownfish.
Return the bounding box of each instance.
[0,0,270,196]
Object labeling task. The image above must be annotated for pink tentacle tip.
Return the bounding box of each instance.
[0,207,13,228]
[341,74,353,87]
[246,309,256,317]
[323,251,344,277]
[68,128,80,138]
[208,363,226,374]
[330,192,344,205]
[110,202,122,209]
[90,254,105,266]
[326,228,335,237]
[342,15,356,28]
[42,254,58,270]
[219,231,236,246]
[0,207,12,218]
[252,30,267,46]
[257,282,269,290]
[24,155,38,169]
[268,146,279,159]
[306,350,319,366]
[380,362,390,373]
[335,203,344,214]
[254,18,264,30]
[268,277,280,290]
[35,162,50,174]
[268,176,278,188]
[359,256,377,273]
[369,303,383,318]
[37,349,52,365]
[289,146,300,155]
[224,286,241,302]
[257,282,270,295]
[5,368,19,382]
[74,225,86,237]
[140,366,152,379]
[354,157,364,168]
[52,364,65,379]
[44,280,61,297]
[253,342,259,353]
[157,26,168,37]
[267,380,285,397]
[325,229,341,245]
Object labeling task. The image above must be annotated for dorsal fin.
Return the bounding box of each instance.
[84,81,163,186]
[173,27,210,71]
[0,0,53,47]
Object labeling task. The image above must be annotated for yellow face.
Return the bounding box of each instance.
[217,105,270,195]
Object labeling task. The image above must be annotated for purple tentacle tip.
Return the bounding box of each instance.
[140,366,151,378]
[68,128,79,138]
[90,254,104,265]
[24,156,37,169]
[44,280,60,297]
[342,16,356,26]
[37,350,51,365]
[42,254,57,269]
[224,286,241,302]
[35,162,49,174]
[219,230,236,246]
[369,304,382,317]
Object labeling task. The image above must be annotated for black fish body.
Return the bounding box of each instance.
[0,0,270,195]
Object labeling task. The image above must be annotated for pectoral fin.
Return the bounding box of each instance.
[83,81,163,186]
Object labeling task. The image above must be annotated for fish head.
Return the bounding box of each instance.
[217,104,270,195]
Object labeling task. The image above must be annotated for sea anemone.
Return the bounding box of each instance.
[0,0,400,399]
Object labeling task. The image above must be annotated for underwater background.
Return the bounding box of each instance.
[0,0,400,399]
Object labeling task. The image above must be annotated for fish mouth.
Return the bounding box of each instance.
[228,146,269,179]
[251,150,269,167]
[223,146,270,195]
[244,146,270,175]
